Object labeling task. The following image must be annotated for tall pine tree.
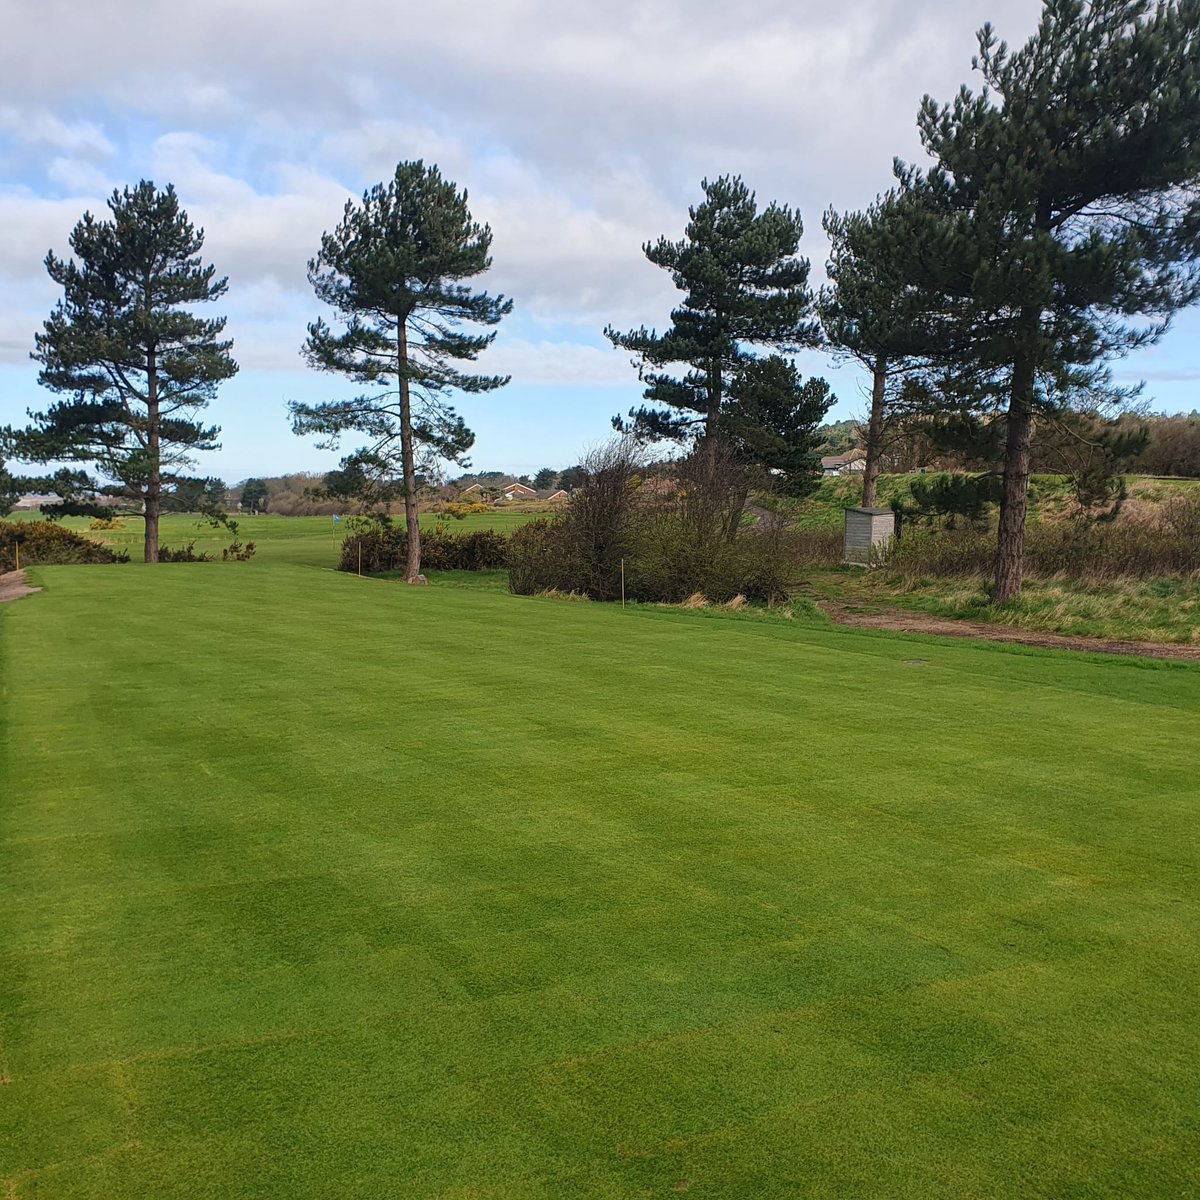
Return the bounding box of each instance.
[820,190,943,506]
[901,0,1200,600]
[9,182,236,562]
[605,175,824,485]
[290,161,512,583]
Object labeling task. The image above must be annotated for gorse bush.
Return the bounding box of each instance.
[339,526,510,573]
[0,520,128,570]
[159,541,215,562]
[157,538,257,563]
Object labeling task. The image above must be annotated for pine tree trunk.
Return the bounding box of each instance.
[144,346,160,564]
[397,319,422,584]
[703,360,722,478]
[862,354,888,508]
[993,349,1036,603]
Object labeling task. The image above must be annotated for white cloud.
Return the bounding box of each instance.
[0,106,113,157]
[486,337,633,387]
[6,0,1195,466]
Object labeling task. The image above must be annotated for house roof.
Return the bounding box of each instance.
[820,450,866,469]
[536,488,569,500]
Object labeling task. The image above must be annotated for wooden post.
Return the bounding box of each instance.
[620,558,625,608]
[14,542,19,572]
[357,540,362,577]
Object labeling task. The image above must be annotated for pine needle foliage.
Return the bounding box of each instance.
[898,0,1200,600]
[8,182,235,562]
[289,161,512,583]
[605,175,824,480]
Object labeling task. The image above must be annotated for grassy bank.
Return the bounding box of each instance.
[1,548,1198,1196]
[823,570,1200,645]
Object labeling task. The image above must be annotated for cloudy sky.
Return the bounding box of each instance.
[1,0,1196,483]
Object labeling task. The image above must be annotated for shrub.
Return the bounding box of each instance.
[506,439,827,605]
[339,526,510,573]
[0,520,128,570]
[89,516,126,530]
[159,541,215,562]
[508,510,798,604]
[159,537,256,563]
[442,501,492,518]
[506,518,572,595]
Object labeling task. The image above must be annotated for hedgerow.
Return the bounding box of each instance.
[339,526,510,573]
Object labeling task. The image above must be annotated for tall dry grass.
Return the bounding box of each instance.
[886,492,1200,582]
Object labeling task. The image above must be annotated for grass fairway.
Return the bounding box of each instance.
[2,561,1199,1197]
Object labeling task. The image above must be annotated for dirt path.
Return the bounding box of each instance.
[0,570,41,604]
[819,600,1200,662]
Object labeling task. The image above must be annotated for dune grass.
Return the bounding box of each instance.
[1,552,1198,1197]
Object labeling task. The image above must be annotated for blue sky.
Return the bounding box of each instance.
[1,0,1196,484]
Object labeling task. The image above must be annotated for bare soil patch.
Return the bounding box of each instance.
[0,570,41,604]
[819,600,1200,662]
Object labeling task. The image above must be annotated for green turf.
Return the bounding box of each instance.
[29,510,540,571]
[2,552,1198,1197]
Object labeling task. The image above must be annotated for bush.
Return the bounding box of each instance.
[442,501,492,518]
[159,541,215,562]
[159,537,257,563]
[89,516,126,530]
[506,439,831,605]
[0,520,128,570]
[339,526,510,573]
[507,510,801,604]
[506,518,573,595]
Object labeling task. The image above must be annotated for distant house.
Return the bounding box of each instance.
[501,482,537,500]
[13,493,63,511]
[821,450,867,477]
[456,481,567,504]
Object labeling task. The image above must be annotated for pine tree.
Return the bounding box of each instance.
[7,182,236,562]
[820,190,943,506]
[289,161,512,583]
[239,478,269,514]
[723,357,834,495]
[901,0,1200,600]
[605,175,822,474]
[0,456,23,517]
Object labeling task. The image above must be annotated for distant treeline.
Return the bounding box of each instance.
[818,411,1200,479]
[229,474,343,516]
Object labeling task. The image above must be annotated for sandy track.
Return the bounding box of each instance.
[0,570,42,604]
